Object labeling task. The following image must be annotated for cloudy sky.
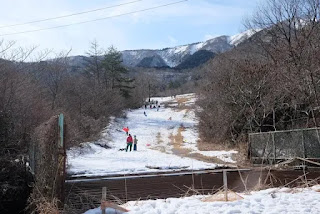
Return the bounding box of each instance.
[0,0,262,56]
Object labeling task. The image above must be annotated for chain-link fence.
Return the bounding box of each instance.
[249,127,320,163]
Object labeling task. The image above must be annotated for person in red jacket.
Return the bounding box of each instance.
[126,134,133,152]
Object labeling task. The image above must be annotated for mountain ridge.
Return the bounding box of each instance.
[67,30,256,70]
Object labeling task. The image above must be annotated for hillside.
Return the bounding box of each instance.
[66,30,255,71]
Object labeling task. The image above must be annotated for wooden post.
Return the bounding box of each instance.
[102,187,107,214]
[223,170,228,201]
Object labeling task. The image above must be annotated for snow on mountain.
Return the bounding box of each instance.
[66,30,257,69]
[121,30,257,68]
[229,29,258,46]
[122,35,232,68]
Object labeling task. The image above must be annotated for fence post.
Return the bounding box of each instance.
[272,132,276,164]
[223,170,228,201]
[302,131,306,159]
[102,187,107,214]
[57,113,66,204]
[58,113,64,148]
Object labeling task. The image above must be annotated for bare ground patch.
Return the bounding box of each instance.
[186,152,227,164]
[170,126,192,156]
[151,132,168,153]
[164,97,194,112]
[168,125,231,165]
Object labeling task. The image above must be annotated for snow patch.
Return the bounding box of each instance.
[230,29,257,46]
[85,187,320,214]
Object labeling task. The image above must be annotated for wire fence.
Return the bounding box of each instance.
[249,127,320,163]
[62,169,320,213]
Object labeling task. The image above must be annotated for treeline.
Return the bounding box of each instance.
[0,40,155,211]
[198,0,320,144]
[0,41,156,156]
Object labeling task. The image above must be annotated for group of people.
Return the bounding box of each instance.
[143,100,161,117]
[124,127,138,152]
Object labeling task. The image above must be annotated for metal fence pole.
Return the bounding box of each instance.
[102,187,107,214]
[57,113,66,204]
[223,170,228,201]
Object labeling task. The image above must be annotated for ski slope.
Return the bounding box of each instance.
[67,94,237,177]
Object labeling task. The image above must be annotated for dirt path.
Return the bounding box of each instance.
[161,96,233,165]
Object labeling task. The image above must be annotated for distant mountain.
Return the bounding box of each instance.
[66,30,256,70]
[136,55,169,68]
[175,50,215,70]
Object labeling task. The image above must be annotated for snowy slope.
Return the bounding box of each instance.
[85,186,320,214]
[123,35,232,67]
[67,94,237,177]
[229,29,257,46]
[66,30,257,69]
[121,30,258,68]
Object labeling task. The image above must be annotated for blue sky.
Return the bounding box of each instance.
[0,0,262,56]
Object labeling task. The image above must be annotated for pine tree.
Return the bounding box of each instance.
[102,46,134,98]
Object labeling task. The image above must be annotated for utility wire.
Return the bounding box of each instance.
[0,0,143,29]
[0,0,187,37]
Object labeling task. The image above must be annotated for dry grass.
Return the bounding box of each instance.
[197,140,228,151]
[168,126,228,164]
[202,190,243,202]
[28,186,60,214]
[169,126,192,156]
[186,152,227,164]
[176,97,189,104]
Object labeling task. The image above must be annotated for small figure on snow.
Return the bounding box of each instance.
[133,135,138,151]
[123,127,129,135]
[126,134,133,152]
[144,111,147,117]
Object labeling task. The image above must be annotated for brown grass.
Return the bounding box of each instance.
[169,126,192,156]
[167,126,229,164]
[176,97,189,104]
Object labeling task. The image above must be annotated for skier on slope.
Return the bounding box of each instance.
[126,134,133,152]
[133,135,138,151]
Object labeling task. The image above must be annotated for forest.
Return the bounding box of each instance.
[197,0,320,145]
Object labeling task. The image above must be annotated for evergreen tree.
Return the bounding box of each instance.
[102,46,134,98]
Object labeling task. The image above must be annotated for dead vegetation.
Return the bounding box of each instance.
[198,0,320,147]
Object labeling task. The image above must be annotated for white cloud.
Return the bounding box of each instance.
[168,35,178,44]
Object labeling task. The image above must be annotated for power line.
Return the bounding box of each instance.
[0,0,188,37]
[0,0,143,29]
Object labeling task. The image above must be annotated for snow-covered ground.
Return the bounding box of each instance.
[85,186,320,214]
[67,94,237,177]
